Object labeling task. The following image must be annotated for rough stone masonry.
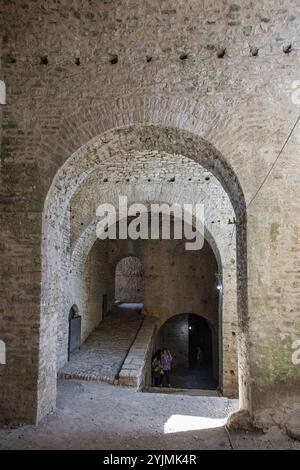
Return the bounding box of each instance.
[0,0,299,441]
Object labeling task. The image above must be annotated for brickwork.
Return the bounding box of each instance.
[0,1,299,430]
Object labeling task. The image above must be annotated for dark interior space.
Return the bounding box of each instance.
[186,314,217,390]
[156,313,218,390]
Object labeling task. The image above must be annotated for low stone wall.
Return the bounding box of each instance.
[118,317,157,389]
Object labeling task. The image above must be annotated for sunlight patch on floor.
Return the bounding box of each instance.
[164,414,226,434]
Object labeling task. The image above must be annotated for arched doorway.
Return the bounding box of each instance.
[156,314,218,390]
[67,305,81,361]
[114,256,144,308]
[40,125,247,424]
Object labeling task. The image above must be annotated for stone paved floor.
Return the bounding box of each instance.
[58,309,143,383]
[0,380,299,450]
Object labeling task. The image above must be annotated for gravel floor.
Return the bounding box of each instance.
[0,379,299,450]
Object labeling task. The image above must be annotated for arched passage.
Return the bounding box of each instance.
[64,209,233,393]
[156,313,218,390]
[115,256,144,305]
[40,124,248,425]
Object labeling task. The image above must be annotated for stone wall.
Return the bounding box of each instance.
[55,235,111,369]
[0,0,299,429]
[83,240,107,343]
[143,239,219,327]
[0,34,3,162]
[107,237,220,327]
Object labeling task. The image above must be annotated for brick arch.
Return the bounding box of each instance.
[40,124,248,424]
[43,124,246,217]
[35,93,282,207]
[158,311,215,328]
[38,95,205,175]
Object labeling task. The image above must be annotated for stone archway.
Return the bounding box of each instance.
[40,124,248,424]
[114,256,144,305]
[156,313,218,391]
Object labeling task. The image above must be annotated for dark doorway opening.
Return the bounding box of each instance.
[156,313,218,390]
[68,305,81,361]
[187,314,217,389]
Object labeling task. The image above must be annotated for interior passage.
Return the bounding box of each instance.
[156,314,218,390]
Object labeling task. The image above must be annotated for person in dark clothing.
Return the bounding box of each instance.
[160,348,173,387]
